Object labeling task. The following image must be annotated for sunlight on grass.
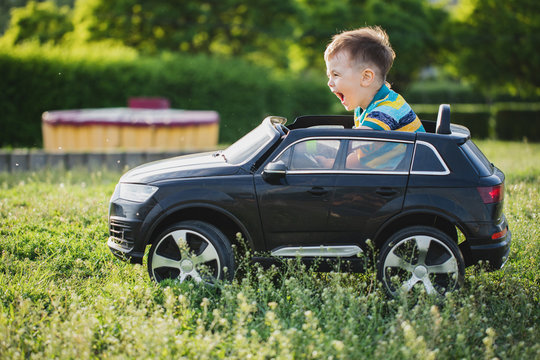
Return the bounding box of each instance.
[0,141,538,359]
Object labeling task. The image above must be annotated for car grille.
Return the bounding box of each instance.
[109,219,135,252]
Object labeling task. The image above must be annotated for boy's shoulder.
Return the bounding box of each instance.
[368,89,413,121]
[363,88,424,132]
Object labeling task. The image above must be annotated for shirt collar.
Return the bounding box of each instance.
[371,83,391,105]
[354,84,391,116]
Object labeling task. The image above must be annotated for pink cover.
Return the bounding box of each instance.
[42,108,219,127]
[128,97,170,109]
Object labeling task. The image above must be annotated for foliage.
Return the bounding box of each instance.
[1,0,73,45]
[447,0,540,96]
[286,0,368,72]
[0,140,539,358]
[0,0,26,33]
[70,0,297,59]
[2,0,451,90]
[0,42,332,147]
[2,0,540,96]
[362,0,448,91]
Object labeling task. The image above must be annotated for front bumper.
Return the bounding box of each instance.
[107,196,159,264]
[108,217,145,263]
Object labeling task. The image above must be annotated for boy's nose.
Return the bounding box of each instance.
[327,78,334,88]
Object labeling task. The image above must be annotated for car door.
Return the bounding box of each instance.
[254,138,343,249]
[327,138,414,244]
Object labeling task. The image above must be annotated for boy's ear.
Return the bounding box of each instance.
[361,68,376,86]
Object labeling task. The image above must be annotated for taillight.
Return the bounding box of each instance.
[477,184,504,204]
[492,227,508,240]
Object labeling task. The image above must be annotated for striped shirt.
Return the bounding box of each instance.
[354,84,425,132]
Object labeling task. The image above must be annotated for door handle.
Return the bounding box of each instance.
[308,187,328,196]
[375,187,398,196]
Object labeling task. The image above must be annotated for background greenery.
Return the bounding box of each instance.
[0,140,538,358]
[1,0,539,147]
[0,43,332,146]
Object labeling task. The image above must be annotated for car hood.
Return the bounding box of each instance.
[120,152,240,184]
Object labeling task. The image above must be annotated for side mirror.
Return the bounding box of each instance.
[262,160,287,182]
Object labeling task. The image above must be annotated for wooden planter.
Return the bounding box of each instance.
[42,108,219,152]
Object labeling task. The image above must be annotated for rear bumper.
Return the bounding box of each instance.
[460,218,511,270]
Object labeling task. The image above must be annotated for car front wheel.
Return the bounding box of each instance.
[377,226,465,297]
[148,220,234,284]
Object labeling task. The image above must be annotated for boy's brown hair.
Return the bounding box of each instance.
[324,26,396,81]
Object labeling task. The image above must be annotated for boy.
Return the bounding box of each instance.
[325,26,425,133]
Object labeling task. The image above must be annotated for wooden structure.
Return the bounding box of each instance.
[42,107,219,152]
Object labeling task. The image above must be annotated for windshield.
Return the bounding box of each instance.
[222,119,279,165]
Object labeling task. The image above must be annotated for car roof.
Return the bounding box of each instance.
[287,115,415,142]
[287,115,470,144]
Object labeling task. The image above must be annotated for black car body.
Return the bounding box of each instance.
[108,106,511,296]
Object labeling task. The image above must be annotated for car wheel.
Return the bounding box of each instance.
[148,220,234,284]
[377,226,465,297]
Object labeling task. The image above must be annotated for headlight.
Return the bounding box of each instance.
[118,183,158,203]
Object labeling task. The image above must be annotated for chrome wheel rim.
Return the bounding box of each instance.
[382,235,459,296]
[151,229,221,283]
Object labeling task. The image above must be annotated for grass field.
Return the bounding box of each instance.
[0,140,538,359]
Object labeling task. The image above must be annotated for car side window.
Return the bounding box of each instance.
[277,139,341,170]
[345,140,412,172]
[411,142,449,174]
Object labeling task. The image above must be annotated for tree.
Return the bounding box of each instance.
[0,0,28,33]
[288,0,448,90]
[362,0,448,90]
[286,0,365,72]
[2,0,451,90]
[2,0,73,45]
[70,0,296,61]
[448,0,540,96]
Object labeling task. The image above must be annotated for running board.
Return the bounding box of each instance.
[271,245,362,258]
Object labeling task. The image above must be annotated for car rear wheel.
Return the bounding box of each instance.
[377,226,465,297]
[148,220,234,284]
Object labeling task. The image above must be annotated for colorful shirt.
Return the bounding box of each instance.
[354,84,425,132]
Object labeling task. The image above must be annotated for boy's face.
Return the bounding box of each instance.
[325,51,377,111]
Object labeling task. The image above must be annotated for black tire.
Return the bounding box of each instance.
[377,226,465,297]
[147,220,235,284]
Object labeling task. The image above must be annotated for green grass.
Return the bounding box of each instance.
[0,141,539,359]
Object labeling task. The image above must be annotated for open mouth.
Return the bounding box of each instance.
[334,92,345,103]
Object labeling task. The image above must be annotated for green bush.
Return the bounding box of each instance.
[496,110,540,141]
[0,43,333,147]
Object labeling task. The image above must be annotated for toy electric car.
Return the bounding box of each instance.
[108,105,511,296]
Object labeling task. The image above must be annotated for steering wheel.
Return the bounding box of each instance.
[301,152,321,168]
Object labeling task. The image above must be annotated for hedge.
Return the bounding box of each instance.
[496,110,540,141]
[415,109,491,139]
[0,43,334,147]
[403,80,478,104]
